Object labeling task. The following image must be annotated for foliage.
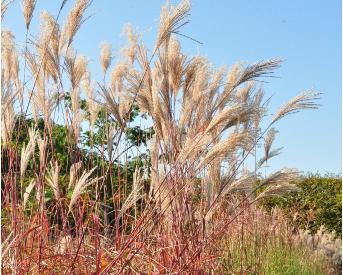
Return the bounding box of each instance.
[262,242,328,275]
[216,208,333,274]
[260,174,342,237]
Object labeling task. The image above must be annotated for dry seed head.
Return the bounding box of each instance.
[29,91,39,124]
[177,132,212,163]
[256,183,300,200]
[118,93,132,120]
[264,128,277,158]
[74,54,88,88]
[46,161,60,200]
[236,81,255,103]
[237,58,282,86]
[198,131,254,170]
[70,87,81,143]
[257,148,283,168]
[110,63,128,96]
[69,161,83,189]
[106,124,116,160]
[21,0,36,30]
[272,91,321,123]
[100,41,112,74]
[205,103,257,134]
[99,85,126,128]
[82,73,100,133]
[2,0,14,20]
[154,0,190,51]
[61,0,90,49]
[167,36,185,98]
[68,167,101,213]
[43,91,57,125]
[1,30,19,84]
[118,167,144,219]
[37,134,47,164]
[261,168,300,188]
[1,88,16,147]
[222,173,258,197]
[23,179,36,209]
[122,23,138,64]
[36,38,60,83]
[20,128,37,179]
[39,11,60,58]
[227,63,242,87]
[253,88,265,129]
[65,48,88,89]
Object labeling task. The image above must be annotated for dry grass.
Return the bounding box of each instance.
[1,1,325,274]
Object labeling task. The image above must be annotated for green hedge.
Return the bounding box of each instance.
[260,174,342,237]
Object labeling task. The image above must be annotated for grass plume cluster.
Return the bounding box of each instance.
[1,1,329,274]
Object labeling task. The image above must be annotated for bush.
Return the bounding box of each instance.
[261,174,342,237]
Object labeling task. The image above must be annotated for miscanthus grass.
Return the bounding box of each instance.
[1,0,328,274]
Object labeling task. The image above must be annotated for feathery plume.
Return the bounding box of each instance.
[60,0,90,50]
[2,0,13,19]
[68,167,101,213]
[198,131,254,170]
[257,148,283,168]
[264,128,276,157]
[38,11,61,83]
[21,0,36,30]
[20,128,37,179]
[106,124,116,160]
[65,49,88,89]
[117,167,144,219]
[223,173,258,195]
[154,0,190,51]
[1,87,16,147]
[70,87,81,143]
[82,73,100,133]
[100,41,112,75]
[110,63,129,96]
[256,183,300,200]
[69,161,83,189]
[23,179,36,209]
[206,173,258,221]
[122,24,138,64]
[272,92,321,123]
[46,161,60,200]
[99,84,125,128]
[66,51,87,143]
[37,134,47,164]
[253,87,265,129]
[177,132,212,163]
[237,58,282,86]
[2,30,19,85]
[167,36,185,98]
[260,168,300,188]
[257,128,283,168]
[205,103,258,134]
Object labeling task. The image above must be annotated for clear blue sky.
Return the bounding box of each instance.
[3,0,341,174]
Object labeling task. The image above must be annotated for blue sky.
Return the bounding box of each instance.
[2,0,341,174]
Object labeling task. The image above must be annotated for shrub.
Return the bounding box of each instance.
[261,174,342,237]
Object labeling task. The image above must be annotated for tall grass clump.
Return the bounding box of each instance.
[217,208,335,274]
[1,0,326,274]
